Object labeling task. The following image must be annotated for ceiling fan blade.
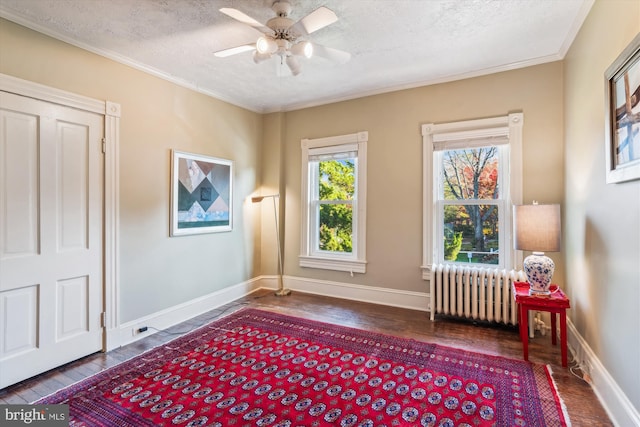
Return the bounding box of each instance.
[219,8,272,34]
[290,6,338,36]
[214,44,256,58]
[312,44,351,64]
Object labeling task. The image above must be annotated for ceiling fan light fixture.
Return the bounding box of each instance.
[253,51,272,64]
[256,36,277,54]
[291,40,313,58]
[286,55,301,76]
[217,1,349,76]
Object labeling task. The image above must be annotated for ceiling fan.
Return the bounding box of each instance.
[214,1,350,76]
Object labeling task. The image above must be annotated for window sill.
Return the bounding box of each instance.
[299,256,367,274]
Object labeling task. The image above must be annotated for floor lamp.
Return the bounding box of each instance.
[252,194,291,296]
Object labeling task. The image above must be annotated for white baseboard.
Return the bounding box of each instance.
[283,275,430,312]
[108,277,265,349]
[107,275,427,350]
[567,319,640,427]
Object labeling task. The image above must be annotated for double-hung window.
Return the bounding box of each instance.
[421,114,523,277]
[300,132,367,273]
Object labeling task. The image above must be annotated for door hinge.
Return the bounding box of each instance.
[101,137,106,154]
[100,312,107,328]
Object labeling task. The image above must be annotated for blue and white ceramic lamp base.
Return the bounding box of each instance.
[523,252,555,295]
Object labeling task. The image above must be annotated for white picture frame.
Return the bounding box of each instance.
[605,33,640,184]
[170,150,233,236]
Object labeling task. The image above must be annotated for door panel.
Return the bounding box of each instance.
[57,276,89,340]
[0,91,104,388]
[0,286,38,359]
[58,121,89,250]
[0,108,39,259]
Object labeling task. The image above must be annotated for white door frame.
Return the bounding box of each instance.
[0,73,121,351]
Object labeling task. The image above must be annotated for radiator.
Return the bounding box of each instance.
[429,264,526,325]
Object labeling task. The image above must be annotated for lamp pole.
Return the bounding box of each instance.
[270,195,290,296]
[252,194,291,296]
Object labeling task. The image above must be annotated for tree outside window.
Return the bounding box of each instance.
[441,146,501,265]
[317,159,354,253]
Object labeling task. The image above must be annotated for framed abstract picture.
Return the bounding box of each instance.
[170,150,233,236]
[605,33,640,184]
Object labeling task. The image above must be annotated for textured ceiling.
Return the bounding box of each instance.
[0,0,593,113]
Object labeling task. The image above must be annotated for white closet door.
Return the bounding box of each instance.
[0,91,104,388]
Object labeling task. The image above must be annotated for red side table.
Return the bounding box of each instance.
[512,282,571,367]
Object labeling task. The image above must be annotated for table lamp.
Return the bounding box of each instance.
[513,203,561,295]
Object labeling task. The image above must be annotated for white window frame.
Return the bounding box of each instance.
[421,114,523,279]
[300,131,368,273]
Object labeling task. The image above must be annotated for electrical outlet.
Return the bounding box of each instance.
[132,326,149,335]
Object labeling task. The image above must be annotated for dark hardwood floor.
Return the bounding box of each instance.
[0,290,612,425]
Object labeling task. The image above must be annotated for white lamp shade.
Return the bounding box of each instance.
[256,36,277,54]
[286,55,301,76]
[253,51,271,64]
[291,41,313,58]
[513,204,561,252]
[513,203,561,294]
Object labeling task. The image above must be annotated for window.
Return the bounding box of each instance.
[421,114,523,277]
[300,132,367,273]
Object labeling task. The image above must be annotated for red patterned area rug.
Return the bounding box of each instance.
[36,308,570,426]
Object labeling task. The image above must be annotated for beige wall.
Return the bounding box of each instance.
[564,0,640,413]
[279,62,565,292]
[0,19,263,323]
[258,113,286,276]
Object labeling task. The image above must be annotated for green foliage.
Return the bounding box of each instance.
[444,229,463,261]
[318,160,354,253]
[319,159,354,200]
